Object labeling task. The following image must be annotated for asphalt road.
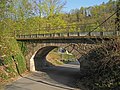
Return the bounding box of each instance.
[5,62,81,90]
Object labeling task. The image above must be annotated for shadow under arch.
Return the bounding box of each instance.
[30,45,81,89]
[34,46,58,71]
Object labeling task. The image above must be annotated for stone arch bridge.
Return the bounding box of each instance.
[17,36,110,72]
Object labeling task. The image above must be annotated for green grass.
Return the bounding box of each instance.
[0,36,27,83]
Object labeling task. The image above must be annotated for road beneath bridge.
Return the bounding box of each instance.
[5,61,84,90]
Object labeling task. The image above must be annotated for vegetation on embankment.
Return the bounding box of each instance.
[77,39,120,90]
[46,51,63,66]
[0,36,27,87]
[46,48,76,66]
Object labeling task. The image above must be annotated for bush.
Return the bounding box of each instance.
[78,40,120,90]
[0,36,26,83]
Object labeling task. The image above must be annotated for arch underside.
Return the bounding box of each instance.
[34,46,58,71]
[29,43,99,71]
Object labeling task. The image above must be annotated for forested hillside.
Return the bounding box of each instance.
[62,0,117,32]
[0,0,118,35]
[63,0,116,23]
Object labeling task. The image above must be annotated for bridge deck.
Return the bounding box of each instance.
[16,36,116,40]
[16,31,119,41]
[16,35,118,44]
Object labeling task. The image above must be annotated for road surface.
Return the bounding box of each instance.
[5,62,81,90]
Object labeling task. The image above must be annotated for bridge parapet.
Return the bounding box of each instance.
[16,31,119,40]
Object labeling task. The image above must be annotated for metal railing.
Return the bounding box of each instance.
[16,31,119,39]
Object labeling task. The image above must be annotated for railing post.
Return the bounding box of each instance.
[67,33,69,37]
[76,26,78,33]
[52,33,55,37]
[114,31,119,36]
[66,24,70,37]
[77,32,80,36]
[58,33,60,37]
[29,34,31,38]
[100,32,103,36]
[23,35,25,38]
[36,34,38,38]
[88,32,91,36]
[115,0,120,36]
[50,34,52,37]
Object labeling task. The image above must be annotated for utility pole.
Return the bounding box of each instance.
[115,0,120,35]
[39,0,42,18]
[38,0,42,31]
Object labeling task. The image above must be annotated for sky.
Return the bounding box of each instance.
[63,0,109,12]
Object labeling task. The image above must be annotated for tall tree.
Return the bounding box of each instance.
[39,0,66,17]
[115,0,120,31]
[0,0,9,19]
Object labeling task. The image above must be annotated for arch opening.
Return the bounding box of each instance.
[29,46,58,71]
[33,46,58,71]
[30,45,80,72]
